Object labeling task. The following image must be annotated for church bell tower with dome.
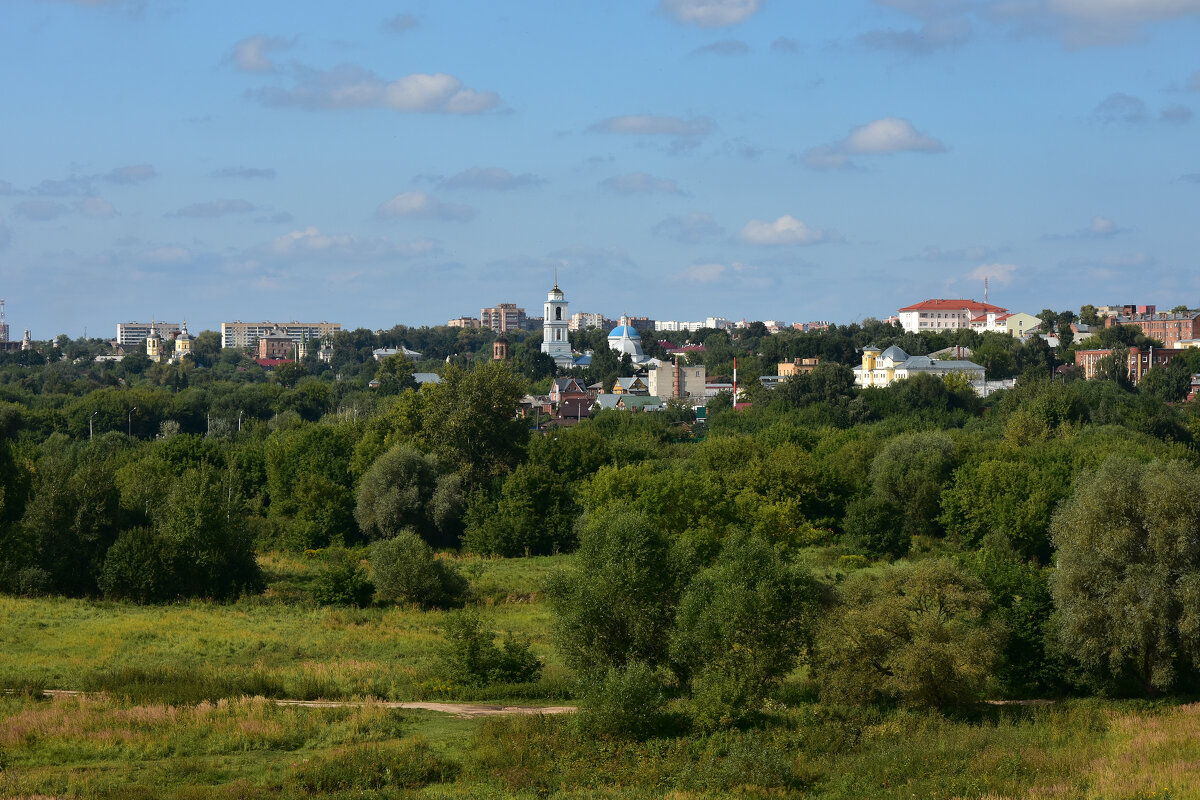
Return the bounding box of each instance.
[541,274,574,370]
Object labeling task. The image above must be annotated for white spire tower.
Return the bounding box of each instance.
[541,271,574,370]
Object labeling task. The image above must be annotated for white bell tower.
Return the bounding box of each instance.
[541,273,573,370]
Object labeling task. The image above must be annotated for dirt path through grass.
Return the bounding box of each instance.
[10,688,576,718]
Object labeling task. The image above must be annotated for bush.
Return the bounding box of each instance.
[843,495,908,558]
[310,546,374,607]
[290,737,454,792]
[575,661,668,740]
[99,527,170,603]
[438,611,543,687]
[370,530,467,608]
[813,558,1005,708]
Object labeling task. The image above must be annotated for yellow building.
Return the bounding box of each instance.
[173,321,193,361]
[145,330,163,363]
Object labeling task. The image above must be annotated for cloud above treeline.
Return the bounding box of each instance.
[250,64,500,114]
[739,214,835,245]
[170,199,256,219]
[376,192,475,222]
[804,117,946,169]
[600,172,687,195]
[439,167,545,191]
[659,0,761,27]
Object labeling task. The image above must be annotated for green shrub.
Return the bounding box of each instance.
[289,737,454,791]
[370,529,466,608]
[310,546,374,607]
[576,661,668,740]
[843,495,909,558]
[98,527,170,603]
[438,611,543,687]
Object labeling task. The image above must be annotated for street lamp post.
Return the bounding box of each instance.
[128,406,137,437]
[89,411,98,440]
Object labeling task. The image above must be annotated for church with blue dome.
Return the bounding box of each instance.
[607,314,658,367]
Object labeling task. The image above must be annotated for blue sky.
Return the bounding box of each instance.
[3,0,1199,338]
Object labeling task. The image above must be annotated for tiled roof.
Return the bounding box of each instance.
[898,299,1009,314]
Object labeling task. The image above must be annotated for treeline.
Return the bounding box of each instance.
[3,322,1200,723]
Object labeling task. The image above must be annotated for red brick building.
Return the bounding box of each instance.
[1075,346,1185,383]
[1105,310,1200,348]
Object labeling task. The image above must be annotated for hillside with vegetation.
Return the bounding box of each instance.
[3,319,1200,798]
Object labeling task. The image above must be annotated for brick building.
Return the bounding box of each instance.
[1075,346,1185,383]
[1104,310,1200,349]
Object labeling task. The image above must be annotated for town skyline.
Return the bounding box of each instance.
[3,0,1199,337]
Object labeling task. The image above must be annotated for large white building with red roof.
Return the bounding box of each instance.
[897,299,1012,334]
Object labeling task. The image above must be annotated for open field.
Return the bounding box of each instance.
[4,692,1200,798]
[0,552,569,705]
[5,551,1200,798]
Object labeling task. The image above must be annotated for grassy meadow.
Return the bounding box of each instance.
[4,551,1200,799]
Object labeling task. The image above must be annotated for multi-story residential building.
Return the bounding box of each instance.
[654,320,706,332]
[629,316,656,333]
[117,321,180,346]
[569,312,606,331]
[480,303,526,333]
[897,299,1009,333]
[1105,310,1200,349]
[221,321,341,349]
[1075,346,1184,383]
[648,361,706,400]
[447,316,481,328]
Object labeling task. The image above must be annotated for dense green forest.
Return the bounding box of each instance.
[3,316,1200,725]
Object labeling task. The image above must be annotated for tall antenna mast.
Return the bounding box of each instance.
[984,276,989,305]
[0,298,7,343]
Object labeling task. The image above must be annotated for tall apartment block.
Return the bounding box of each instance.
[117,321,180,346]
[480,303,526,333]
[220,321,342,349]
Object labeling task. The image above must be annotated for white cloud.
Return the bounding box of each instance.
[1089,215,1118,236]
[103,164,156,184]
[77,197,115,219]
[14,200,68,221]
[679,262,728,282]
[139,246,192,264]
[170,199,256,218]
[652,212,725,243]
[739,215,832,245]
[587,114,714,152]
[660,0,761,27]
[588,114,714,137]
[844,117,946,154]
[376,191,475,222]
[440,167,544,191]
[382,13,419,33]
[906,244,1008,262]
[989,0,1200,47]
[231,36,291,73]
[804,117,946,169]
[252,64,500,114]
[692,39,751,55]
[967,263,1018,285]
[1095,92,1147,123]
[600,172,686,195]
[270,226,438,260]
[213,166,277,179]
[1162,104,1193,124]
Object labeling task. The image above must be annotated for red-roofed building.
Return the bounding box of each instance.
[897,299,1010,334]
